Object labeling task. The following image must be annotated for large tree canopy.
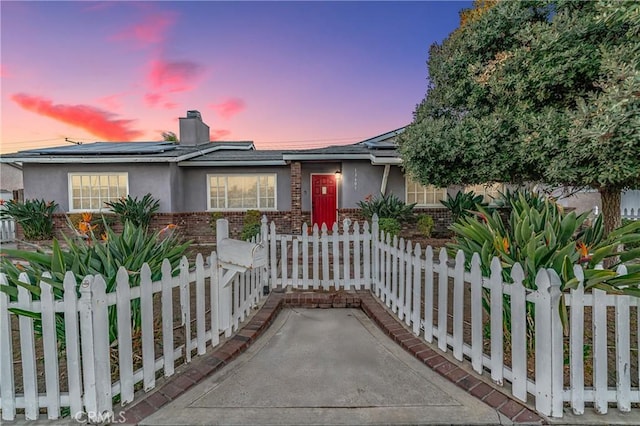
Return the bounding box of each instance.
[400,0,640,233]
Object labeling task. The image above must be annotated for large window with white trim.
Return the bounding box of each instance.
[69,173,128,211]
[208,174,276,210]
[405,177,448,206]
[464,183,504,204]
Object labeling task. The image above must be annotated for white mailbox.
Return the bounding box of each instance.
[217,238,267,271]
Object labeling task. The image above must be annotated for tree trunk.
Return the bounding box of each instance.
[599,187,621,238]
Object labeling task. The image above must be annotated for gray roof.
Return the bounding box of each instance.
[0,127,405,165]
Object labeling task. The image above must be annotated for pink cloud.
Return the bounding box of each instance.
[147,59,203,93]
[97,93,125,111]
[144,92,179,110]
[112,11,176,47]
[211,129,231,141]
[209,98,246,119]
[0,64,11,78]
[11,93,143,141]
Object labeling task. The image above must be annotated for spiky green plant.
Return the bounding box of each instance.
[104,193,160,229]
[358,193,416,222]
[0,198,58,240]
[0,220,191,343]
[440,191,487,223]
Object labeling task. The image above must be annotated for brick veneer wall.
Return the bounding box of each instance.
[290,162,302,235]
[15,207,454,245]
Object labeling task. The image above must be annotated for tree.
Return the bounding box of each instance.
[400,0,640,235]
[162,131,178,142]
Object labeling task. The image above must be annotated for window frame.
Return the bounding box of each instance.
[67,172,129,212]
[207,173,278,211]
[404,177,448,207]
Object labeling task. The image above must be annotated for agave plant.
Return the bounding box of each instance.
[440,190,487,223]
[357,192,416,222]
[0,198,58,240]
[0,220,191,343]
[104,193,160,229]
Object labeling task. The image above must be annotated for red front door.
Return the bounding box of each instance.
[311,174,337,229]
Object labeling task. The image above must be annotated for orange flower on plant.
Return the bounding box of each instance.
[81,212,93,223]
[576,241,592,264]
[502,237,509,252]
[101,233,108,241]
[159,223,177,235]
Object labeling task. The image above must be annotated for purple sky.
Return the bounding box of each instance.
[0,1,471,153]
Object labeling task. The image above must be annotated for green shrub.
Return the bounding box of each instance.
[357,193,416,222]
[441,191,487,223]
[417,214,435,238]
[0,198,58,240]
[621,218,640,250]
[0,220,191,343]
[241,210,262,241]
[104,193,160,229]
[378,218,402,237]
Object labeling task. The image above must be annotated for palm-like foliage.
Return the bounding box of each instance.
[357,193,416,222]
[0,198,58,240]
[104,193,160,229]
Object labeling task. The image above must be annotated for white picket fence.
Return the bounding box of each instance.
[266,217,640,418]
[0,252,266,421]
[622,207,639,221]
[0,218,15,242]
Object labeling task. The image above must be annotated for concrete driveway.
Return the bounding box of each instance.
[140,308,509,425]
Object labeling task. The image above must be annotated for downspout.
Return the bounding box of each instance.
[380,164,390,195]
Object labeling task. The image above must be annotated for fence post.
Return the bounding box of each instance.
[210,252,220,347]
[79,276,97,416]
[40,273,60,419]
[569,265,585,415]
[63,271,83,417]
[489,257,504,386]
[18,273,39,420]
[140,264,156,391]
[91,275,113,420]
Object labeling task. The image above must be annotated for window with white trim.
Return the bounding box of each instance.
[464,183,504,204]
[69,173,128,211]
[405,177,448,206]
[208,174,276,210]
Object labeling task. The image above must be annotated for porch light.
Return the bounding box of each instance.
[335,170,342,179]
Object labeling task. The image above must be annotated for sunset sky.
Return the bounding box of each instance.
[1,1,471,154]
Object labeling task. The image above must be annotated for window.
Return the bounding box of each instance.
[464,183,504,204]
[68,173,128,211]
[405,178,448,206]
[208,174,276,210]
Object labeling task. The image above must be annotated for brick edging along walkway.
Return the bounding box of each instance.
[122,291,546,425]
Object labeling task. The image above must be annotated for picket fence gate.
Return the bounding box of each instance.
[0,251,266,421]
[265,216,640,418]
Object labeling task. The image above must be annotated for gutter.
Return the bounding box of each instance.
[179,160,287,167]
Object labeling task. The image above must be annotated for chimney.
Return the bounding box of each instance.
[179,110,210,146]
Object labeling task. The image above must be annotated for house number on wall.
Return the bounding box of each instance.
[322,186,327,194]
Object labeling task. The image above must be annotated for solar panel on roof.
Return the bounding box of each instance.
[27,142,178,155]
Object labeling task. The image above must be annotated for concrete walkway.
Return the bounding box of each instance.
[140,308,509,425]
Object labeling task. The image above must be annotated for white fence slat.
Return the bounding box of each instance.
[116,267,134,405]
[140,263,155,391]
[233,274,240,331]
[343,220,351,290]
[470,253,483,374]
[412,244,422,336]
[195,254,206,355]
[0,273,16,421]
[180,256,192,362]
[354,222,361,288]
[397,238,405,319]
[210,252,220,348]
[424,246,434,343]
[17,275,39,420]
[270,222,277,287]
[489,258,504,386]
[292,238,299,288]
[547,270,564,417]
[39,274,60,419]
[62,272,82,418]
[322,224,329,289]
[332,222,340,288]
[79,276,97,415]
[593,288,608,414]
[404,240,413,327]
[437,248,448,352]
[161,259,175,377]
[452,250,465,361]
[535,269,552,416]
[569,266,585,415]
[510,263,527,402]
[312,224,320,289]
[384,233,391,305]
[391,236,399,313]
[91,275,112,417]
[363,222,371,290]
[240,267,246,321]
[280,237,288,288]
[615,294,631,412]
[302,224,309,290]
[371,219,379,294]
